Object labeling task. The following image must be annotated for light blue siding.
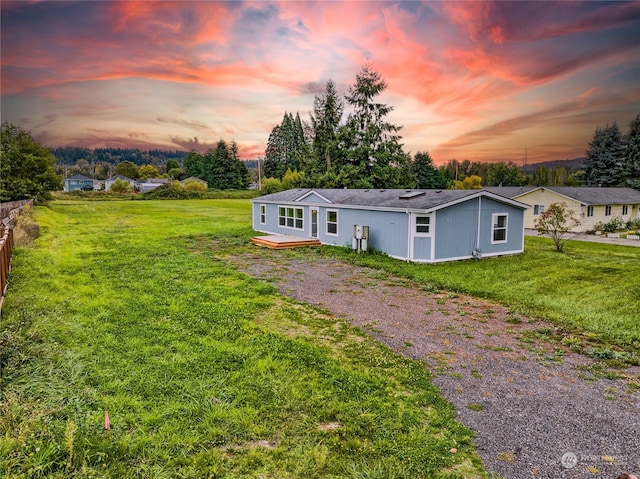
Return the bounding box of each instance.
[433,197,523,260]
[317,208,409,258]
[251,192,525,262]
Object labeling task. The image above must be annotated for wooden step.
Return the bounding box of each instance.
[251,235,321,249]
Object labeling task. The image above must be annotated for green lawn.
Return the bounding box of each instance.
[1,200,484,479]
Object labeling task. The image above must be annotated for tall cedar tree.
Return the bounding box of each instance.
[0,123,62,201]
[306,79,344,185]
[412,151,446,188]
[584,123,625,187]
[264,112,308,179]
[335,66,413,188]
[623,115,640,189]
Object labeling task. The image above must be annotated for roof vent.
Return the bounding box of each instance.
[399,191,426,199]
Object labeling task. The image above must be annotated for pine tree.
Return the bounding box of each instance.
[264,112,308,180]
[622,115,640,190]
[336,65,412,188]
[412,151,446,188]
[307,80,344,184]
[584,123,625,187]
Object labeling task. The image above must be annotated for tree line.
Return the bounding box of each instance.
[261,65,639,191]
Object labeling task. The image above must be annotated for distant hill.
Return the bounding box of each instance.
[521,157,585,174]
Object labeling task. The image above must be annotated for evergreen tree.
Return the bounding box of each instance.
[584,123,625,187]
[0,123,62,201]
[183,151,204,179]
[335,65,412,188]
[264,112,308,180]
[202,140,250,189]
[412,151,446,188]
[306,79,344,184]
[622,115,640,190]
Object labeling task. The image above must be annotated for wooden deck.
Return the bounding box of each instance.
[251,235,321,249]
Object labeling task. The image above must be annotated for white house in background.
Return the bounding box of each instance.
[484,186,640,232]
[104,175,136,191]
[138,178,169,192]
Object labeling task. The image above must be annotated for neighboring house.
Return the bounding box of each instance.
[485,187,640,232]
[138,178,169,192]
[252,189,529,263]
[64,174,94,192]
[181,177,208,188]
[104,175,136,191]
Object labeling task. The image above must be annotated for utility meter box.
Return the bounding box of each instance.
[352,225,369,253]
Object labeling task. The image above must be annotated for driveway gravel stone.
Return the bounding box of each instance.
[228,249,640,479]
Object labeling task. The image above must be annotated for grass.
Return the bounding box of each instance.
[1,199,484,478]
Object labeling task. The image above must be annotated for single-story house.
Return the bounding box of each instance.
[251,189,529,263]
[104,175,136,191]
[64,174,94,192]
[484,187,640,232]
[138,178,169,192]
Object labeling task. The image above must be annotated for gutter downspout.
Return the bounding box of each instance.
[406,210,411,261]
[476,196,482,251]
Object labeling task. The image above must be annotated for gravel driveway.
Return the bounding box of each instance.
[228,248,639,479]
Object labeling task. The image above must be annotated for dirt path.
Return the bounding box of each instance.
[227,249,640,479]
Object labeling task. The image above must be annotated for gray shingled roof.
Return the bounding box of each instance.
[255,188,528,211]
[485,186,640,205]
[65,174,92,180]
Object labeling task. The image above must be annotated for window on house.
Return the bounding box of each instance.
[587,206,594,217]
[492,214,508,243]
[622,205,628,215]
[533,205,545,215]
[415,216,430,234]
[605,205,612,216]
[260,205,266,224]
[278,206,304,230]
[327,210,338,235]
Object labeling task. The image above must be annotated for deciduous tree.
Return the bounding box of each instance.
[0,123,62,201]
[114,160,139,180]
[534,202,580,252]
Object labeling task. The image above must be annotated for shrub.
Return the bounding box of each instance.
[109,178,132,193]
[599,216,624,233]
[260,177,283,194]
[183,180,207,194]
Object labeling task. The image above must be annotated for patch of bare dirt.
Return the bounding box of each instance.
[227,248,640,479]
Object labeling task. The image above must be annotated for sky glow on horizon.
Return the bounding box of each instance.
[1,1,639,165]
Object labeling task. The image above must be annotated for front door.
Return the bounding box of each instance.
[311,209,318,238]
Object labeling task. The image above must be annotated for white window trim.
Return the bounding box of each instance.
[326,209,339,236]
[491,213,508,244]
[587,205,594,217]
[260,204,266,225]
[278,205,304,231]
[605,205,612,216]
[622,205,629,215]
[533,204,544,215]
[413,214,433,237]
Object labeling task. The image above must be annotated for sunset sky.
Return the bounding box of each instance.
[2,1,639,165]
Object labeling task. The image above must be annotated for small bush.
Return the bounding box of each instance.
[597,217,624,233]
